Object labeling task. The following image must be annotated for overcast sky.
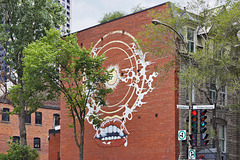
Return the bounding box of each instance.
[71,0,219,33]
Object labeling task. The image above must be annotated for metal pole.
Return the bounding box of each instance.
[152,20,193,159]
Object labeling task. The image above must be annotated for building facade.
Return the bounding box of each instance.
[0,101,60,160]
[59,2,180,160]
[51,2,240,160]
[57,0,72,34]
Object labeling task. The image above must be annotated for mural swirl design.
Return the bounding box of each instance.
[86,30,158,147]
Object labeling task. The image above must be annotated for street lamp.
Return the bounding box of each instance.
[152,19,193,152]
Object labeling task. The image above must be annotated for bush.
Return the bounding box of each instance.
[4,141,39,160]
[0,153,7,160]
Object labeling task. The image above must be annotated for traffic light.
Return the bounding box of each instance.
[200,133,209,146]
[200,109,209,146]
[191,110,198,134]
[189,134,197,147]
[200,109,207,134]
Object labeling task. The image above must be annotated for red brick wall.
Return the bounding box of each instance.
[60,3,179,160]
[0,103,60,160]
[49,130,60,160]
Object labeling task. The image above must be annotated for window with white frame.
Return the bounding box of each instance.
[210,83,216,104]
[187,28,195,53]
[218,124,226,153]
[186,86,195,102]
[219,86,227,105]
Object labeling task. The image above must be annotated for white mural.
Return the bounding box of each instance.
[86,30,158,147]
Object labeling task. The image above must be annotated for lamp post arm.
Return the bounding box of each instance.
[152,20,188,52]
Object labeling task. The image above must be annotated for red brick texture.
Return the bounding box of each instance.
[60,3,179,160]
[48,130,60,160]
[0,103,60,160]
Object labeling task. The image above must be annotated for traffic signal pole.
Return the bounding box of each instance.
[188,80,193,158]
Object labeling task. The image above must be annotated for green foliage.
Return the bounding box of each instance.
[0,0,66,145]
[0,153,7,160]
[131,4,145,13]
[2,141,39,160]
[99,11,126,24]
[23,29,112,158]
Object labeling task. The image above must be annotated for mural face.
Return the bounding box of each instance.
[86,31,158,147]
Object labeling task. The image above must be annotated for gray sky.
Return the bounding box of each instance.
[71,0,219,33]
[71,0,169,32]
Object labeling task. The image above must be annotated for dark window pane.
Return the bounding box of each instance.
[25,112,31,124]
[2,108,9,121]
[34,138,41,148]
[53,114,60,126]
[13,136,20,143]
[35,112,42,124]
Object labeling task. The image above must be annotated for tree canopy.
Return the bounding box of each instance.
[0,0,66,146]
[22,29,112,160]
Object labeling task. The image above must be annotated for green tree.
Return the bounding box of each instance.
[0,0,66,146]
[99,11,126,24]
[141,1,240,159]
[22,29,112,160]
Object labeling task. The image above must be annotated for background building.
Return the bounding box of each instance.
[57,0,72,34]
[0,101,60,160]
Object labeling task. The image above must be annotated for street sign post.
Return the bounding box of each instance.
[188,149,196,159]
[178,130,186,140]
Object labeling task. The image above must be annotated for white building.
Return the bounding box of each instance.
[57,0,72,34]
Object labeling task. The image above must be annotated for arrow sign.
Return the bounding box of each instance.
[177,105,189,109]
[193,105,214,109]
[178,130,186,140]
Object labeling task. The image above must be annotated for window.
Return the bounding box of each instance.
[13,136,20,143]
[67,23,70,29]
[53,114,60,126]
[25,112,31,124]
[34,138,41,149]
[62,2,65,8]
[67,0,70,4]
[187,28,195,52]
[210,83,216,104]
[2,108,9,121]
[218,124,226,152]
[67,11,70,17]
[220,86,227,105]
[186,86,195,102]
[35,112,42,125]
[67,5,70,10]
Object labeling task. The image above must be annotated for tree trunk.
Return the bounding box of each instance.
[80,120,84,160]
[212,104,221,160]
[19,107,27,146]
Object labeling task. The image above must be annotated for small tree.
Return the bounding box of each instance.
[22,29,112,160]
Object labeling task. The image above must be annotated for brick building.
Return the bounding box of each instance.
[59,2,180,160]
[51,2,240,160]
[0,101,60,160]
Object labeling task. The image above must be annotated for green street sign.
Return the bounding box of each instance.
[188,149,196,159]
[178,130,186,140]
